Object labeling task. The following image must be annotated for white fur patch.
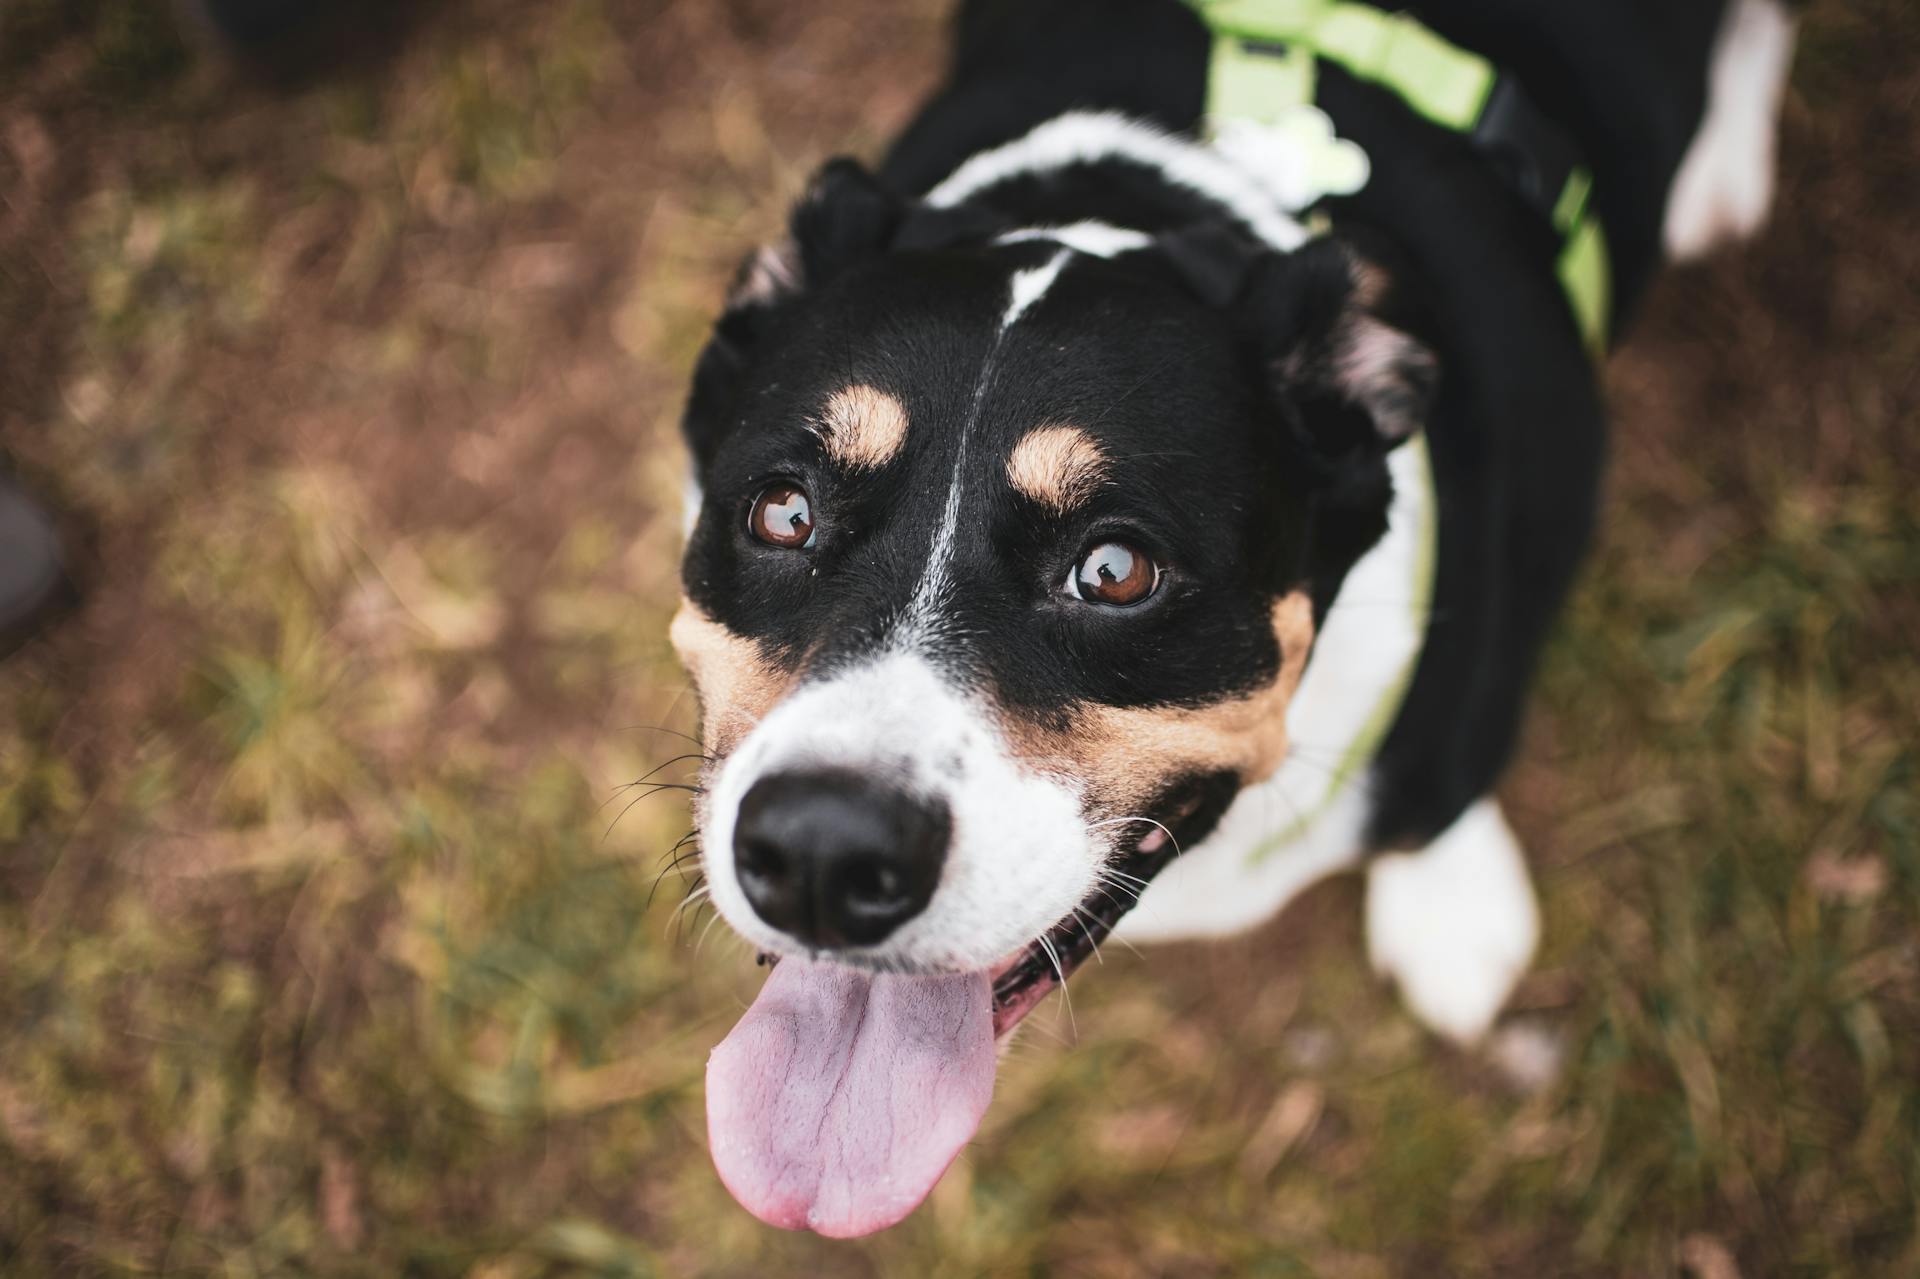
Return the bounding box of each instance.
[1001,248,1073,331]
[700,653,1099,973]
[1209,105,1371,211]
[680,466,703,543]
[996,221,1154,258]
[1114,777,1372,943]
[1663,0,1797,260]
[898,426,971,643]
[1363,798,1540,1044]
[927,111,1311,252]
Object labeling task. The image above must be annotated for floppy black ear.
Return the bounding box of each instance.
[787,157,907,288]
[1239,238,1438,454]
[723,156,906,310]
[1160,227,1438,457]
[1158,226,1437,614]
[683,158,907,468]
[1240,240,1438,615]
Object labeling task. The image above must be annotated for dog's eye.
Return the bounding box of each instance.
[1068,541,1158,606]
[748,483,816,549]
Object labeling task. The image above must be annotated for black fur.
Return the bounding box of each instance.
[682,0,1731,857]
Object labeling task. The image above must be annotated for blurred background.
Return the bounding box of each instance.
[1,0,1915,1274]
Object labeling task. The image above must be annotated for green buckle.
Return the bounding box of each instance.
[1208,34,1315,123]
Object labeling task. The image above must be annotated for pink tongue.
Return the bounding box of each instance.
[706,956,995,1238]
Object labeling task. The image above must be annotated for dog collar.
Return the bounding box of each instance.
[1187,0,1612,358]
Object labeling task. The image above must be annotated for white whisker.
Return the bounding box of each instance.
[1070,905,1105,966]
[693,908,727,955]
[1090,814,1183,860]
[668,886,713,935]
[1035,933,1075,1038]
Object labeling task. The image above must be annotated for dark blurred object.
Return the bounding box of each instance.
[187,0,317,47]
[0,474,75,659]
[176,0,445,84]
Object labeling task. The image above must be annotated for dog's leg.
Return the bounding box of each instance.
[1363,797,1539,1044]
[1663,0,1798,260]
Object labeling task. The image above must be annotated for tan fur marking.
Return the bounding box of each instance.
[813,385,909,470]
[1005,425,1109,513]
[1001,592,1316,811]
[1349,256,1388,309]
[670,600,796,756]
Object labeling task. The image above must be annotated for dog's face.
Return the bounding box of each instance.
[680,158,1436,1236]
[676,159,1433,1015]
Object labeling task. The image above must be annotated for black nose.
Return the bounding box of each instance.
[731,770,949,949]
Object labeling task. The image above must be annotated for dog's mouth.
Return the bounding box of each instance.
[988,822,1173,1036]
[705,820,1191,1239]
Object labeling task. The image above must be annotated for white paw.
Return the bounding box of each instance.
[1663,0,1796,260]
[1664,138,1777,261]
[1364,799,1539,1044]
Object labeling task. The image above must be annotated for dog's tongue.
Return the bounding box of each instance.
[706,956,995,1237]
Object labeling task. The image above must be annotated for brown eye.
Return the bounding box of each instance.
[1069,541,1158,606]
[748,483,816,549]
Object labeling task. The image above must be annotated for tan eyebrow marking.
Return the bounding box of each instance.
[1005,424,1109,513]
[812,384,910,470]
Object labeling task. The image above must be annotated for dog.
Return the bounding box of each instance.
[669,0,1797,1238]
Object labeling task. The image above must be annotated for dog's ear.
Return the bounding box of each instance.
[788,157,907,289]
[1238,237,1437,455]
[728,156,906,309]
[1160,227,1438,459]
[684,158,907,468]
[1159,226,1437,612]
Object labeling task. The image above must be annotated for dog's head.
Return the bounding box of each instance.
[677,157,1433,1236]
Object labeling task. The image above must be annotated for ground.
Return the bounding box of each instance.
[1,1,1916,1275]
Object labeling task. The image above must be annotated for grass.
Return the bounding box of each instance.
[1,0,1916,1274]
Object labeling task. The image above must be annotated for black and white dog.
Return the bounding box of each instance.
[671,0,1796,1237]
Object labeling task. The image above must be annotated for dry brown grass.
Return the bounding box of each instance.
[2,1,1916,1274]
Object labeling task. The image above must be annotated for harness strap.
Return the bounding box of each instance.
[1190,0,1613,357]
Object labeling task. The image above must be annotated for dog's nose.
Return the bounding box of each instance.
[731,770,948,948]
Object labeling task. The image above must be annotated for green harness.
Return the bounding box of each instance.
[1170,2,1611,860]
[1187,0,1613,358]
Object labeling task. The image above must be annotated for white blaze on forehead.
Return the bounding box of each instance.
[1000,248,1072,331]
[900,246,1074,641]
[898,430,971,640]
[997,221,1153,258]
